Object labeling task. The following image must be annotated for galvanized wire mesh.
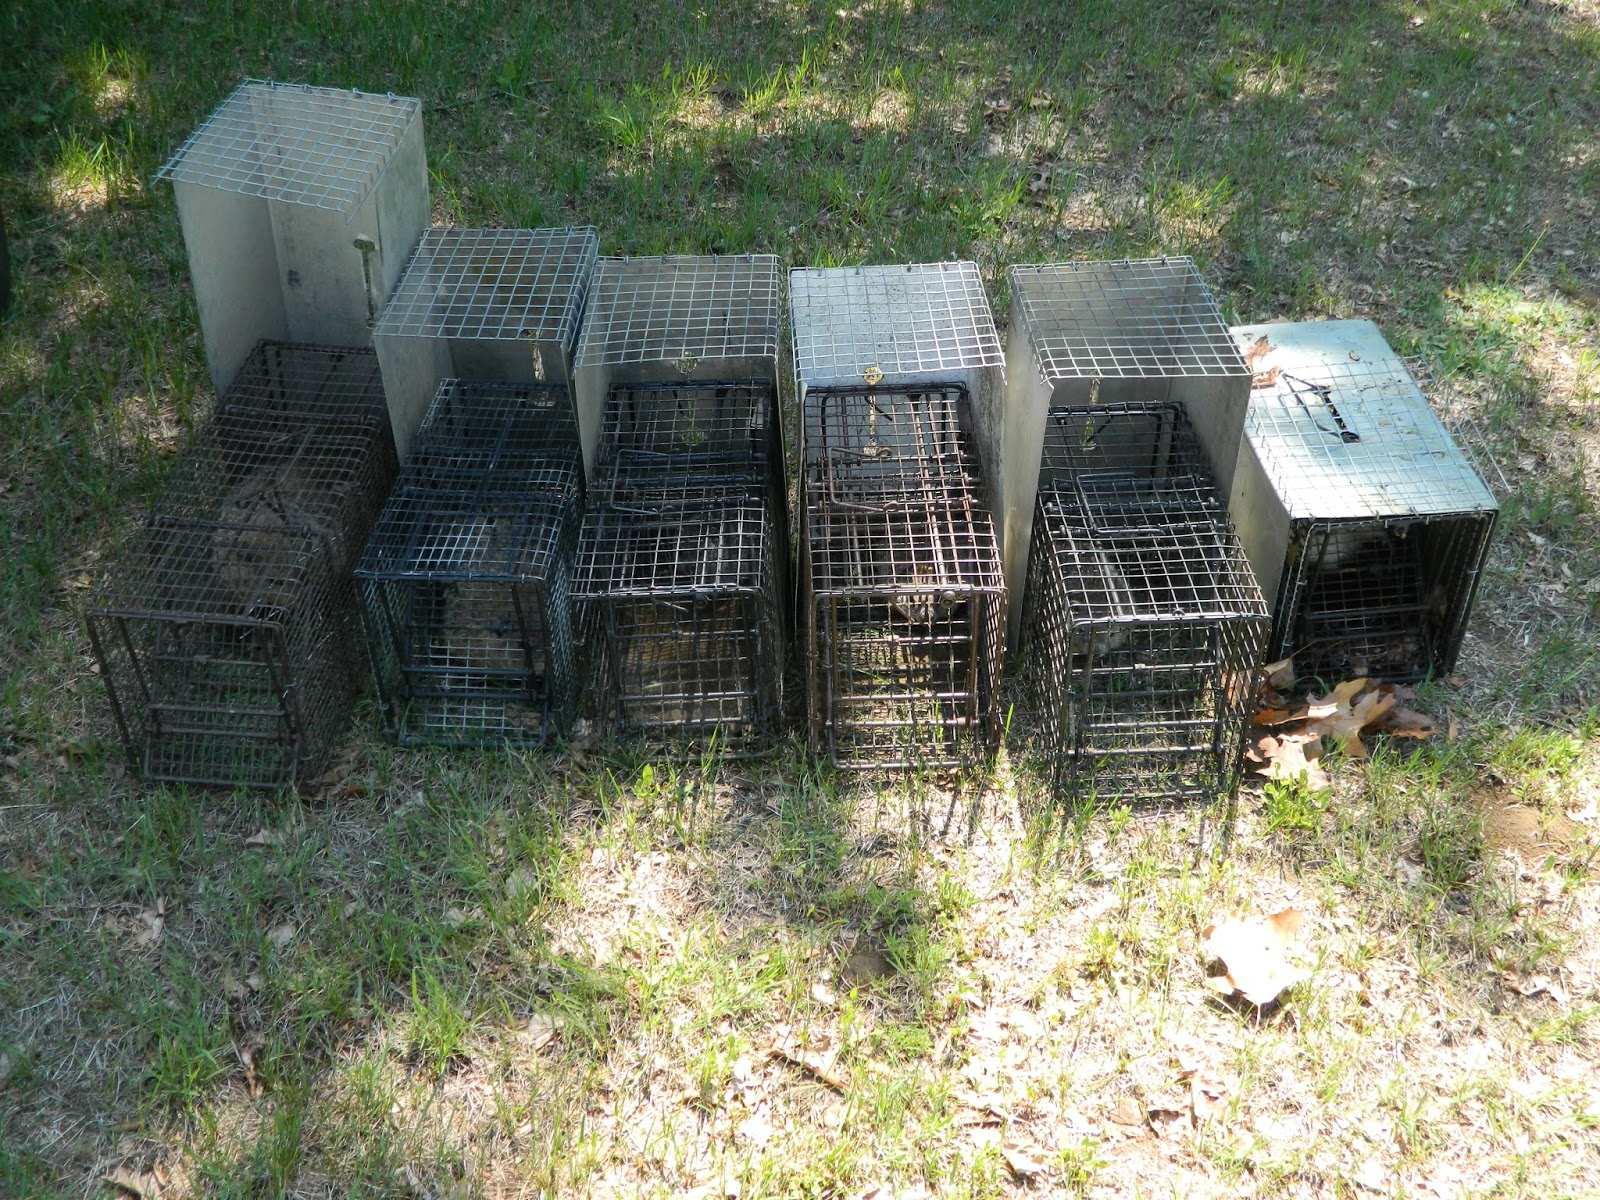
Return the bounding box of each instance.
[155,80,419,215]
[373,226,599,347]
[355,380,582,747]
[86,342,396,787]
[594,379,780,497]
[1007,259,1247,380]
[790,262,1004,388]
[800,382,1004,768]
[1036,401,1228,517]
[574,255,783,370]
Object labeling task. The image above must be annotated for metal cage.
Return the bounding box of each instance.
[354,380,583,747]
[371,226,598,459]
[573,485,783,746]
[86,342,397,788]
[156,80,429,399]
[1228,321,1499,683]
[1001,259,1250,640]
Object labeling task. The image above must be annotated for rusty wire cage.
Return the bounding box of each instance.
[1018,402,1268,803]
[354,380,582,747]
[371,225,598,459]
[1228,321,1499,684]
[87,342,397,788]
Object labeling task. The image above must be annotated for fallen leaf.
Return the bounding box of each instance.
[1371,705,1436,738]
[811,981,838,1007]
[737,1112,774,1146]
[1108,1095,1147,1127]
[521,1012,562,1050]
[1502,971,1570,1007]
[244,827,285,848]
[1252,365,1281,390]
[1352,1158,1388,1193]
[1446,714,1459,743]
[1246,733,1331,790]
[1253,705,1310,727]
[132,906,165,949]
[104,1166,165,1199]
[1202,908,1307,1007]
[768,1039,848,1090]
[236,1031,266,1097]
[1242,335,1274,371]
[1002,1146,1047,1181]
[266,923,295,949]
[1189,1076,1229,1124]
[0,1048,18,1090]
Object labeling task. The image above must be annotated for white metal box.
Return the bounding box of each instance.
[1002,258,1250,640]
[371,226,599,460]
[156,80,429,399]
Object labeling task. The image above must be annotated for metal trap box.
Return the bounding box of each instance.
[1228,320,1498,683]
[1002,259,1250,639]
[354,380,583,748]
[86,342,397,788]
[799,384,981,507]
[372,226,599,459]
[572,255,782,480]
[1021,480,1269,804]
[803,488,1005,769]
[157,81,429,400]
[572,486,783,747]
[594,378,782,500]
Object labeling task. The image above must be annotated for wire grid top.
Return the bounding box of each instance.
[408,379,580,472]
[1039,499,1267,624]
[155,80,420,215]
[572,492,771,599]
[356,473,576,584]
[373,227,599,345]
[574,255,782,370]
[1242,359,1498,520]
[1008,259,1248,380]
[790,262,1004,386]
[595,380,775,482]
[805,489,1003,596]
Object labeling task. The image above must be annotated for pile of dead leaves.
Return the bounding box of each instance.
[1245,658,1439,790]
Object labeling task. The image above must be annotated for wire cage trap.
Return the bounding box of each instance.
[573,485,783,746]
[156,80,429,399]
[594,378,781,499]
[1228,321,1499,684]
[1020,481,1268,805]
[1001,259,1251,639]
[371,225,598,459]
[355,380,583,747]
[87,342,397,788]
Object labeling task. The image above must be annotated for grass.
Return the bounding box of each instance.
[1,0,1599,1197]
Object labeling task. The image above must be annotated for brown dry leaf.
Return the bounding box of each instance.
[266,923,296,950]
[1246,733,1331,790]
[1108,1095,1147,1127]
[132,902,166,949]
[1502,971,1570,1007]
[1243,335,1274,371]
[1251,365,1282,390]
[1307,678,1369,719]
[244,827,286,849]
[1001,1146,1047,1181]
[1253,705,1310,727]
[767,1039,847,1091]
[1371,705,1436,738]
[1264,656,1295,689]
[104,1165,165,1199]
[236,1031,266,1097]
[1201,908,1308,1007]
[1189,1076,1230,1125]
[1303,682,1395,759]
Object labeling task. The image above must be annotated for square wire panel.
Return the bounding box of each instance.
[790,262,1003,388]
[573,486,774,600]
[1037,402,1227,517]
[155,79,420,215]
[1243,359,1498,521]
[593,379,778,493]
[373,227,600,347]
[573,255,782,370]
[406,378,581,479]
[801,385,980,507]
[1008,259,1248,380]
[1021,492,1267,804]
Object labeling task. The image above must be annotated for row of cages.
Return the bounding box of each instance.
[84,80,1499,802]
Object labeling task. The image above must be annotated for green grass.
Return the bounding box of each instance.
[2,0,1599,1197]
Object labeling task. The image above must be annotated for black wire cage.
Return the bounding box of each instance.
[1228,322,1500,684]
[86,341,397,788]
[354,380,583,747]
[1019,403,1269,804]
[800,384,1005,769]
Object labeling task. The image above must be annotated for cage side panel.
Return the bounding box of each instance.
[574,362,611,480]
[1169,374,1249,498]
[375,334,450,461]
[86,612,151,767]
[1227,434,1294,611]
[370,114,430,314]
[448,337,571,390]
[174,182,288,397]
[607,595,768,737]
[271,201,380,349]
[1431,510,1498,676]
[1001,332,1050,643]
[964,358,1015,645]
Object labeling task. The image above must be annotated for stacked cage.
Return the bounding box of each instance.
[355,383,582,746]
[571,256,786,748]
[1006,261,1267,803]
[1227,320,1498,684]
[357,226,598,746]
[790,263,1007,769]
[1020,404,1269,803]
[87,343,397,787]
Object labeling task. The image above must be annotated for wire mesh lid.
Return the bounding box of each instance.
[572,493,771,599]
[790,262,1003,387]
[1008,258,1247,381]
[1235,324,1498,520]
[805,496,1004,595]
[574,255,782,371]
[1040,502,1268,622]
[373,227,599,346]
[155,79,420,216]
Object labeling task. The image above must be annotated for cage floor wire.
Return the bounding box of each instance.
[355,380,584,747]
[1021,483,1268,805]
[804,486,1005,770]
[86,342,396,787]
[574,486,783,746]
